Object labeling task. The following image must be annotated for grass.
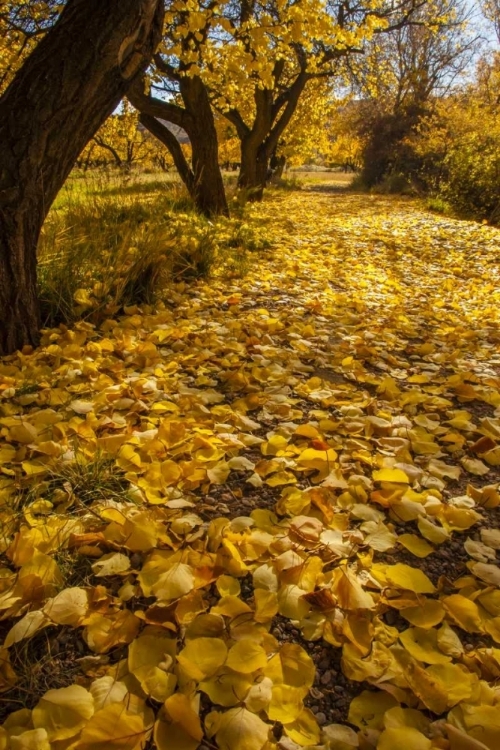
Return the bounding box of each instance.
[16,448,132,515]
[38,170,271,328]
[424,195,453,216]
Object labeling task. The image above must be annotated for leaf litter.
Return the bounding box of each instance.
[0,190,499,749]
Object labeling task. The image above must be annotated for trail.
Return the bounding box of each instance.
[1,190,500,750]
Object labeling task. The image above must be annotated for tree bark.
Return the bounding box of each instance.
[238,140,270,200]
[130,74,229,217]
[0,0,164,355]
[231,72,309,200]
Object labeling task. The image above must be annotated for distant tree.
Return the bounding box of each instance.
[351,0,479,187]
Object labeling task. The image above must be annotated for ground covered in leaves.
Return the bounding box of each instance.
[1,188,500,750]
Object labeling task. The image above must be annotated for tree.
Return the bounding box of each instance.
[89,102,154,171]
[480,0,500,42]
[129,68,229,216]
[410,52,500,221]
[350,0,478,187]
[0,0,61,93]
[201,0,441,199]
[0,0,164,355]
[127,0,229,217]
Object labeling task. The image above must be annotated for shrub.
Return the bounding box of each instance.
[38,177,271,327]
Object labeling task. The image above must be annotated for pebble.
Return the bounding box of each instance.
[320,670,333,686]
[316,712,327,725]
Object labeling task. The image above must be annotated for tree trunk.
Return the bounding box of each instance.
[131,74,228,217]
[238,139,270,200]
[0,0,164,355]
[183,76,228,217]
[140,112,196,194]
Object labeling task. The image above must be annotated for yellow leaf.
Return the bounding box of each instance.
[268,685,304,723]
[9,423,38,444]
[331,566,376,610]
[264,644,315,689]
[32,685,94,741]
[461,457,490,476]
[384,706,430,733]
[445,724,491,750]
[265,470,297,487]
[116,444,143,472]
[75,703,145,750]
[10,729,51,750]
[73,288,94,307]
[296,447,338,470]
[277,585,311,619]
[373,468,410,484]
[4,610,48,647]
[322,723,358,748]
[426,663,475,706]
[399,627,451,664]
[384,563,436,594]
[212,707,269,750]
[44,587,89,626]
[392,647,448,713]
[244,676,273,713]
[283,708,320,746]
[177,637,228,680]
[417,516,449,544]
[378,727,431,750]
[254,589,279,623]
[401,599,445,628]
[128,634,177,702]
[89,676,129,711]
[216,575,241,597]
[83,611,140,654]
[201,670,252,707]
[152,562,195,601]
[470,562,500,587]
[397,534,434,558]
[226,640,268,673]
[92,552,131,577]
[442,594,484,633]
[165,693,203,741]
[348,691,398,730]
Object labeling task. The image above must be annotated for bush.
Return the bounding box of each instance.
[411,54,500,224]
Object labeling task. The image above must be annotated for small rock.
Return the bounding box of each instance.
[320,670,333,686]
[130,553,142,569]
[316,712,327,725]
[385,610,397,626]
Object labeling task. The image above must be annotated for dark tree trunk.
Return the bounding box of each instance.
[0,0,164,355]
[183,77,229,217]
[231,72,309,201]
[130,75,228,217]
[140,113,196,193]
[92,137,124,168]
[238,139,270,201]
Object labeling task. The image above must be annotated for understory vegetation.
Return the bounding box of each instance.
[38,174,271,328]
